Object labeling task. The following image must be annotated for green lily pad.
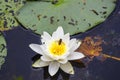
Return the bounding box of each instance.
[0,0,26,31]
[0,32,7,69]
[16,0,116,35]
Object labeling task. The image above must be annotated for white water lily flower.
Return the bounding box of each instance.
[29,26,84,76]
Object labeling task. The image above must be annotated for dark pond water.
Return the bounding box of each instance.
[0,0,120,80]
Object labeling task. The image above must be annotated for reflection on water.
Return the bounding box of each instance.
[0,1,120,80]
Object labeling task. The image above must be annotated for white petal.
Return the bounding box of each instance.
[52,26,64,40]
[67,52,85,60]
[69,39,76,49]
[32,59,49,67]
[29,44,43,55]
[60,62,74,74]
[72,42,80,51]
[62,33,70,45]
[58,58,68,64]
[41,55,53,61]
[69,39,81,52]
[49,62,60,76]
[41,31,51,43]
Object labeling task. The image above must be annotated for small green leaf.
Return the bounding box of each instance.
[0,32,7,70]
[0,0,26,31]
[14,76,24,80]
[16,0,116,35]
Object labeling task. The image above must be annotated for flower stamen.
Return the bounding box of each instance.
[49,39,67,56]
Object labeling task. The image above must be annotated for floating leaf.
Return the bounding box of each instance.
[16,0,116,35]
[0,32,7,69]
[0,0,26,31]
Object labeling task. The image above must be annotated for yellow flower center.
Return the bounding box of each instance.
[49,39,67,56]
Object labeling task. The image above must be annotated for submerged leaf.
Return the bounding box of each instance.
[76,36,103,61]
[16,0,116,35]
[102,54,120,61]
[0,32,7,69]
[0,0,26,31]
[77,36,120,63]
